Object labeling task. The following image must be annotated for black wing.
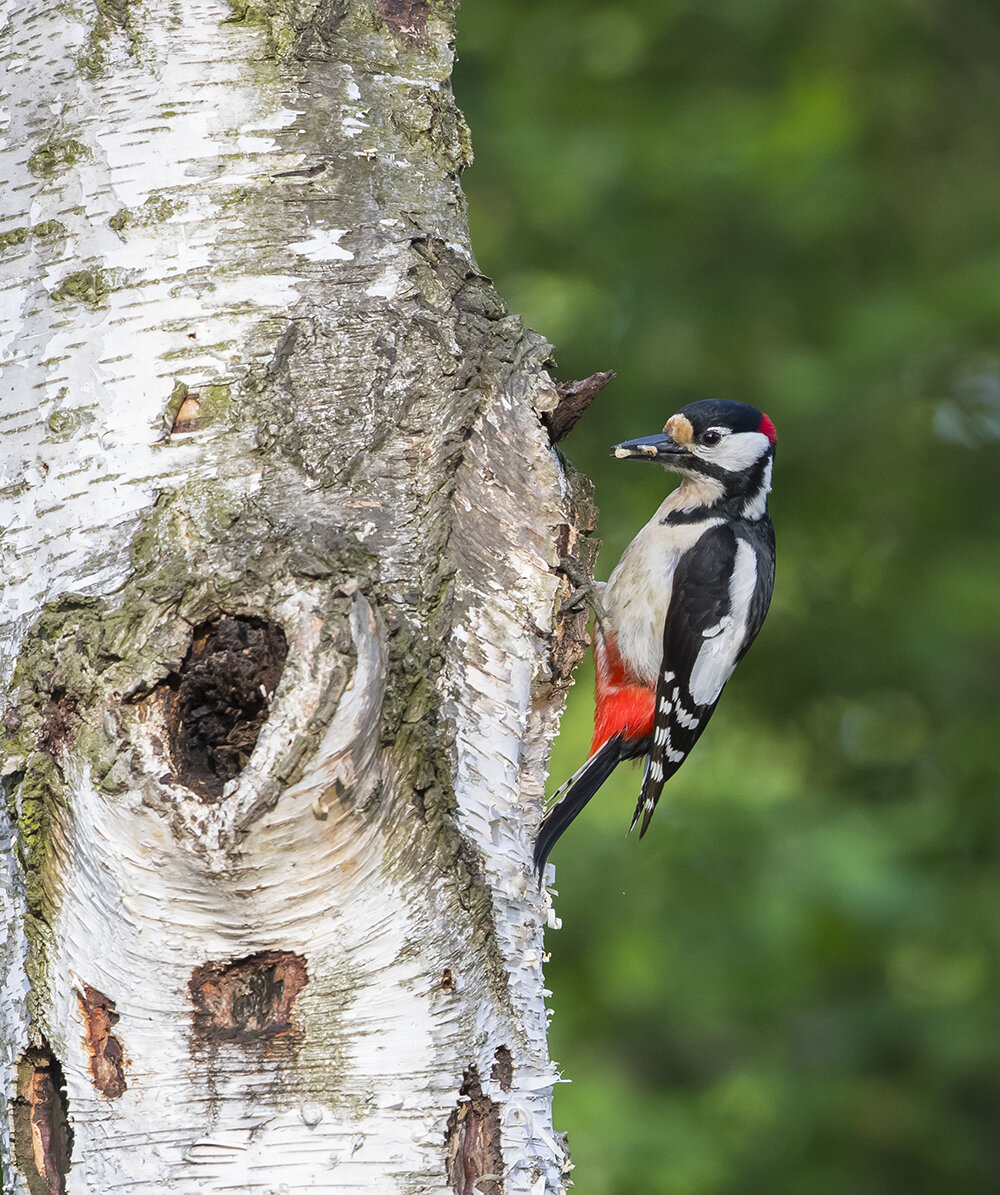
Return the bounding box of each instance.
[632,520,774,835]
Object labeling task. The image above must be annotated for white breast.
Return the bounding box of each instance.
[603,496,723,685]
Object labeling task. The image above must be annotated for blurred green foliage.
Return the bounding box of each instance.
[454,2,1000,1192]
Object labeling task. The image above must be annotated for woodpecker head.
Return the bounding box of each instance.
[613,399,777,515]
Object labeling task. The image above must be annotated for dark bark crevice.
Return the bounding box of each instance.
[444,1065,503,1195]
[157,616,288,802]
[11,1039,73,1195]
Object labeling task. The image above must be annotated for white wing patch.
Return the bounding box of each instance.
[688,539,758,706]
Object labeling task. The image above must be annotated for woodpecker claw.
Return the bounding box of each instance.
[557,558,609,632]
[561,584,602,616]
[561,589,612,641]
[557,555,588,586]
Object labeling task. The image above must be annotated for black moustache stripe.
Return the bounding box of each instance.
[661,453,772,524]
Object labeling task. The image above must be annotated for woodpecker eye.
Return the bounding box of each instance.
[701,430,723,447]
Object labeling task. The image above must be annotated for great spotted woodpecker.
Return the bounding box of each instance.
[534,399,777,877]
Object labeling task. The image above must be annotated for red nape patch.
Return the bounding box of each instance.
[590,687,655,756]
[759,412,777,443]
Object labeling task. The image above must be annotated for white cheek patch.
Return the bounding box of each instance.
[700,430,770,473]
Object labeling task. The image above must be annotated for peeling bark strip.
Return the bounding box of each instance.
[78,986,127,1099]
[158,618,288,801]
[189,951,308,1045]
[444,1066,503,1195]
[11,1041,73,1195]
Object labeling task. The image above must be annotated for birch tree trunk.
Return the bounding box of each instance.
[0,3,596,1191]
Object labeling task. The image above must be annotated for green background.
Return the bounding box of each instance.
[455,3,1000,1192]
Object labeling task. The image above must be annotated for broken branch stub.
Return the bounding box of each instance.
[543,370,616,443]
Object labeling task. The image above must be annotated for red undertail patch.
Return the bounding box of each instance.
[590,687,655,756]
[591,631,655,755]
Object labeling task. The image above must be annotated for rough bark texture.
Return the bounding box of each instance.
[0,1,596,1192]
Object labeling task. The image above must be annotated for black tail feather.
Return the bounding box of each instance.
[534,734,647,880]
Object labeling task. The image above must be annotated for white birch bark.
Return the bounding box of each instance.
[0,2,594,1191]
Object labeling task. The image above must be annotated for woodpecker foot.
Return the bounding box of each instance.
[561,582,607,620]
[558,557,610,636]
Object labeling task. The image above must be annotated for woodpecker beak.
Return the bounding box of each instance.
[612,433,690,462]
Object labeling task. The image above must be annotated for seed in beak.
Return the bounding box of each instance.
[614,443,660,459]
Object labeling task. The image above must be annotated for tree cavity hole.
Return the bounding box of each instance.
[165,616,287,801]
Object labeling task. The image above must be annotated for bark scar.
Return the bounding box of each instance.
[189,950,308,1046]
[170,393,202,434]
[37,690,78,761]
[78,985,127,1098]
[11,1040,73,1195]
[490,1045,513,1093]
[444,1066,503,1195]
[377,0,427,41]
